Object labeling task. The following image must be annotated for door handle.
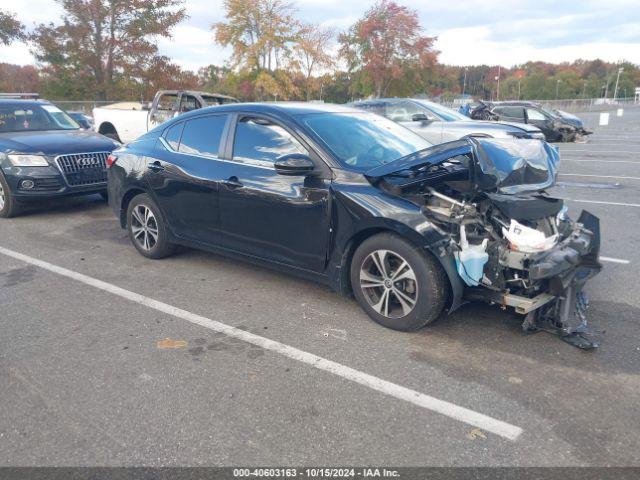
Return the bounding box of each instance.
[147,161,164,172]
[221,176,243,189]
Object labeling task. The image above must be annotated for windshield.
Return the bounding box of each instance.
[301,112,432,171]
[415,100,470,122]
[0,103,80,132]
[540,106,559,119]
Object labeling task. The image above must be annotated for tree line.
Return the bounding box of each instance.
[1,0,638,103]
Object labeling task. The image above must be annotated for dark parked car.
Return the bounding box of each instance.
[470,101,590,142]
[67,111,94,131]
[553,108,593,136]
[107,103,601,348]
[0,99,119,218]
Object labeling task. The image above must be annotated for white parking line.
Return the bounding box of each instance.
[560,144,640,147]
[0,245,523,441]
[559,150,640,155]
[600,256,630,265]
[560,198,640,207]
[562,159,640,164]
[559,173,640,180]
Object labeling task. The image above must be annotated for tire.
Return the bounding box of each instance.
[0,173,20,218]
[350,232,447,331]
[126,193,175,259]
[104,132,121,143]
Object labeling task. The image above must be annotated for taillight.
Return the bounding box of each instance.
[106,154,118,168]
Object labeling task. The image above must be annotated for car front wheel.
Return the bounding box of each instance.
[0,173,20,218]
[127,193,175,259]
[350,233,448,331]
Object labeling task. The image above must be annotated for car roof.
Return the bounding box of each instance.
[0,99,50,107]
[175,102,363,121]
[490,101,540,107]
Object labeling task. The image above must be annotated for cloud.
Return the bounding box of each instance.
[436,25,640,66]
[157,25,231,71]
[1,0,639,70]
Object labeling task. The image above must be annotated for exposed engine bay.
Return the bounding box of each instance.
[366,137,602,348]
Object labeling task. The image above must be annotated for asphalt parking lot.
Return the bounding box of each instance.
[1,106,639,467]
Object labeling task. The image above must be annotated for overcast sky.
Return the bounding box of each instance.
[1,0,639,70]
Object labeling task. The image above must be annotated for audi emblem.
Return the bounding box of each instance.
[77,157,100,167]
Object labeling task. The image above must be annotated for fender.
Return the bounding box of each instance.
[327,202,464,312]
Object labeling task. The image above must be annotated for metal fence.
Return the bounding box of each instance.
[50,100,131,114]
[51,97,639,116]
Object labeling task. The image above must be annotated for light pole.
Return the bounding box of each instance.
[613,67,624,101]
[495,65,501,101]
[462,67,468,96]
[555,79,561,100]
[582,81,587,99]
[517,79,521,100]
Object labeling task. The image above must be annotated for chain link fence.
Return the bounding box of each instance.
[51,97,640,116]
[50,100,132,114]
[440,97,638,113]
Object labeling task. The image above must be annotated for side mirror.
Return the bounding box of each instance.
[274,154,315,176]
[411,113,431,123]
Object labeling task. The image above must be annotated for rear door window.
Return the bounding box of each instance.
[163,122,184,150]
[494,106,525,121]
[179,95,199,113]
[177,115,228,158]
[526,108,546,121]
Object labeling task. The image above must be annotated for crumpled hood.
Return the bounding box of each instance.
[554,110,584,128]
[473,138,559,194]
[0,130,118,156]
[366,137,559,195]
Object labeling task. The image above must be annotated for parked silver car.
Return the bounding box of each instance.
[350,98,545,144]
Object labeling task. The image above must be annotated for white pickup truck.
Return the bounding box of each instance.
[93,90,238,143]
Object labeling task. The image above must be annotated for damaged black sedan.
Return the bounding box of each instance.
[470,101,592,142]
[107,103,601,348]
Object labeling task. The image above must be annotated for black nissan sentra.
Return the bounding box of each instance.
[107,103,602,348]
[0,99,119,217]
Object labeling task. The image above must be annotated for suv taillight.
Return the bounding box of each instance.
[106,154,118,168]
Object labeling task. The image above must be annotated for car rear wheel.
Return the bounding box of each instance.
[0,173,20,218]
[350,233,447,331]
[127,194,175,259]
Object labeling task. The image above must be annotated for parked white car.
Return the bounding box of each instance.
[350,98,545,144]
[93,90,238,143]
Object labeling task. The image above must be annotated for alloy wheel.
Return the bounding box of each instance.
[359,249,418,318]
[130,205,159,251]
[0,182,5,210]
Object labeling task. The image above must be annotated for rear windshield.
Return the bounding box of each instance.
[201,95,238,105]
[0,103,79,132]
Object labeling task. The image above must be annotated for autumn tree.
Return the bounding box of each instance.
[213,0,300,73]
[339,0,438,98]
[294,24,334,100]
[0,9,24,45]
[0,63,40,92]
[30,0,187,100]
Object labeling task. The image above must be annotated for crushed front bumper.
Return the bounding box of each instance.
[468,210,603,348]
